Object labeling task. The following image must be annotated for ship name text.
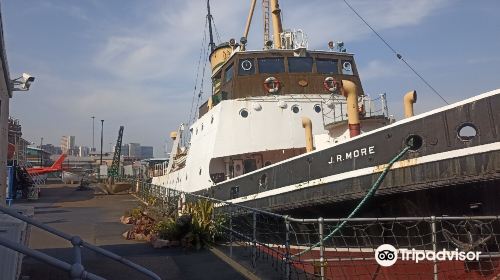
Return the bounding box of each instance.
[328,146,375,165]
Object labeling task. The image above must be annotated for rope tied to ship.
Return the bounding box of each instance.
[289,141,414,259]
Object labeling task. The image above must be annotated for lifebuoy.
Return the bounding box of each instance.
[264,77,280,94]
[323,77,339,93]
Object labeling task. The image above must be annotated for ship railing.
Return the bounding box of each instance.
[125,178,500,280]
[0,205,161,280]
[322,93,389,128]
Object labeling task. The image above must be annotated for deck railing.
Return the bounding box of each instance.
[0,205,161,280]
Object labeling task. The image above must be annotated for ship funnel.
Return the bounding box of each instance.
[170,131,177,140]
[209,43,233,73]
[340,80,361,137]
[404,90,417,118]
[301,117,314,152]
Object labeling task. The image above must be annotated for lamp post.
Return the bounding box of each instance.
[100,120,104,166]
[98,120,104,181]
[91,116,95,152]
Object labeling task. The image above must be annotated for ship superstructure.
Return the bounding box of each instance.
[152,1,390,193]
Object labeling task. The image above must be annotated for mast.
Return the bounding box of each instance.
[263,0,270,48]
[270,0,283,49]
[243,0,257,40]
[207,0,216,52]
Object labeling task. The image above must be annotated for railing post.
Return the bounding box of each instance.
[229,205,233,257]
[252,211,257,268]
[319,217,325,280]
[431,216,438,280]
[285,216,291,280]
[70,236,84,280]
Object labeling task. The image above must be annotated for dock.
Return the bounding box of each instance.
[16,183,246,280]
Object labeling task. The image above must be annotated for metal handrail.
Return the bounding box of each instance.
[0,205,161,280]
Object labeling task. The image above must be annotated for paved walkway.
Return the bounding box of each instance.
[17,183,246,280]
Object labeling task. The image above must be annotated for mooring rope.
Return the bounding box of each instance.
[290,144,412,258]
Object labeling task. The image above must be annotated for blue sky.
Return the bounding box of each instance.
[3,0,499,156]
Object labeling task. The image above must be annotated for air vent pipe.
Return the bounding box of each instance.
[301,116,314,152]
[341,80,361,137]
[404,90,417,118]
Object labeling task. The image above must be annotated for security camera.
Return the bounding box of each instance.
[11,72,35,91]
[21,73,35,90]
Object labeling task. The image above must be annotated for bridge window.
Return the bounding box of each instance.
[224,63,234,82]
[258,57,285,74]
[316,59,338,74]
[288,57,313,73]
[238,59,255,76]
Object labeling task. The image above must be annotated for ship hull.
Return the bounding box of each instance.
[197,89,500,217]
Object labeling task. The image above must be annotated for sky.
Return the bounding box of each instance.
[3,0,500,156]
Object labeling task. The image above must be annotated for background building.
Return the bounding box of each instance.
[1,10,12,205]
[128,143,141,158]
[78,146,90,157]
[140,146,154,159]
[60,135,76,155]
[40,143,62,155]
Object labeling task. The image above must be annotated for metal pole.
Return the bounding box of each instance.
[229,205,233,257]
[99,120,104,181]
[431,216,438,280]
[285,216,291,280]
[91,116,95,152]
[100,120,104,166]
[39,137,43,167]
[252,211,257,268]
[319,217,325,280]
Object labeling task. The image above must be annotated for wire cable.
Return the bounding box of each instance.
[342,0,449,105]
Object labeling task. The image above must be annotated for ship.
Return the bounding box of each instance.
[151,0,500,219]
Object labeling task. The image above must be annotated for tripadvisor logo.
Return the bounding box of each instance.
[375,244,398,267]
[375,244,482,267]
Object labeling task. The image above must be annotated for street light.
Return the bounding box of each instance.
[100,120,104,166]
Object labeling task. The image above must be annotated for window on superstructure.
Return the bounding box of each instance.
[238,59,255,76]
[316,59,338,74]
[224,63,234,82]
[288,57,313,73]
[258,57,285,74]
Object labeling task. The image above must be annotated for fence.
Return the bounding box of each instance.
[129,179,500,280]
[0,205,161,280]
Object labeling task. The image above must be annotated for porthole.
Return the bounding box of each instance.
[240,109,249,118]
[291,105,300,114]
[199,168,202,175]
[201,123,204,131]
[457,123,477,141]
[314,104,322,113]
[211,116,214,124]
[195,128,198,135]
[406,135,423,151]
